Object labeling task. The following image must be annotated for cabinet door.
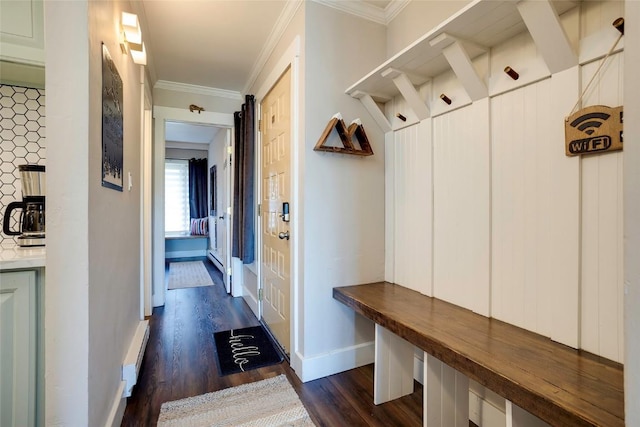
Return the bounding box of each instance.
[1,270,36,427]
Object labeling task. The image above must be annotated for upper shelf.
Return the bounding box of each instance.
[345,0,579,101]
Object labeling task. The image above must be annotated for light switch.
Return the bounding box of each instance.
[128,172,133,191]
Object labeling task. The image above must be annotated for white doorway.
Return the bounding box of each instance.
[207,128,233,293]
[152,107,234,308]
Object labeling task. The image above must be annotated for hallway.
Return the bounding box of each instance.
[120,259,423,426]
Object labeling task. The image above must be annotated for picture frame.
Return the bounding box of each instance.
[210,165,217,216]
[101,43,124,191]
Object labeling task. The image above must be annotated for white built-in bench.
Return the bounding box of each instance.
[334,282,624,427]
[165,233,208,259]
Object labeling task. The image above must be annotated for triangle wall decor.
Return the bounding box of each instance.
[314,113,374,156]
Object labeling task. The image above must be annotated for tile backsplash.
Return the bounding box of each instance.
[0,84,46,246]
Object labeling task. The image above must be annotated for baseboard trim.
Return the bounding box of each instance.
[104,381,126,427]
[296,341,374,382]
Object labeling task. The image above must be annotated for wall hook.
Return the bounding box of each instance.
[504,66,519,80]
[189,104,204,114]
[440,94,452,105]
[396,113,407,122]
[613,17,624,35]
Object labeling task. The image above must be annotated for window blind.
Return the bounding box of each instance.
[165,159,190,233]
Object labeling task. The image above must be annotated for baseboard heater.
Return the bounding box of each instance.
[122,319,150,398]
[208,250,224,274]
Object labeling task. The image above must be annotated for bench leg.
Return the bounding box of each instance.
[506,400,550,427]
[374,324,415,405]
[424,353,469,427]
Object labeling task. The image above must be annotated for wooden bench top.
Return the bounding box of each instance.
[333,282,624,427]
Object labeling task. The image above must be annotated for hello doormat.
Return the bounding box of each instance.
[213,325,283,375]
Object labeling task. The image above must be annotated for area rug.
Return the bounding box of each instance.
[213,325,283,375]
[157,375,315,426]
[168,261,214,289]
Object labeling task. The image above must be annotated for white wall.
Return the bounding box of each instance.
[298,2,387,380]
[45,1,142,425]
[433,100,490,317]
[44,1,90,424]
[625,0,640,424]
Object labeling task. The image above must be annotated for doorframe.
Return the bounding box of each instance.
[141,69,153,318]
[224,128,233,293]
[254,36,301,367]
[152,106,234,307]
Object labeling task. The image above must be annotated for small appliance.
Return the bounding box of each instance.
[3,164,45,247]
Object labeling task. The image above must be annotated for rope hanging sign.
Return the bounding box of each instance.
[564,18,624,157]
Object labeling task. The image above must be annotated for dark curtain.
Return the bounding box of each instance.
[232,95,256,264]
[189,158,208,219]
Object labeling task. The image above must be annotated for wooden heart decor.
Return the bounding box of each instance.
[565,105,623,156]
[314,113,373,156]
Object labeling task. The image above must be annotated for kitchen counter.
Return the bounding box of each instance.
[0,244,46,270]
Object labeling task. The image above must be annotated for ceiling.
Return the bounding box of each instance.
[135,0,394,146]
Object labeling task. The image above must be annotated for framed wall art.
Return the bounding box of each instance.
[210,165,217,216]
[101,43,124,191]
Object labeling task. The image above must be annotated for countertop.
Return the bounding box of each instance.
[0,244,46,270]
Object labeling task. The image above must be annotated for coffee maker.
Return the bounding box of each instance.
[3,164,45,247]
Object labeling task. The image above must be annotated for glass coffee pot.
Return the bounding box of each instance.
[2,164,45,247]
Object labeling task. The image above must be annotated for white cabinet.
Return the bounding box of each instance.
[0,0,45,66]
[0,270,37,427]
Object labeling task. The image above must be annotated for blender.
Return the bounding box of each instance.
[2,164,45,247]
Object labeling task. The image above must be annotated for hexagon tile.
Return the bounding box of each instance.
[0,84,46,246]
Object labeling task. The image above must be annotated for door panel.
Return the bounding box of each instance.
[260,67,291,355]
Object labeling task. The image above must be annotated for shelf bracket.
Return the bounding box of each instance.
[429,33,488,101]
[516,0,577,74]
[381,68,430,120]
[351,91,392,133]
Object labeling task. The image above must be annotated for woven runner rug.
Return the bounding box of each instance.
[157,375,315,426]
[168,261,214,290]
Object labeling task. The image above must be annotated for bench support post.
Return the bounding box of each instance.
[506,400,550,427]
[374,324,414,404]
[424,353,469,427]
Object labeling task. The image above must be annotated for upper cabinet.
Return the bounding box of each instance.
[0,0,45,66]
[346,0,582,131]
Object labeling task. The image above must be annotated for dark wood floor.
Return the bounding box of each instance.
[120,258,423,426]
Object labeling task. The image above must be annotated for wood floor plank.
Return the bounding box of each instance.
[121,258,424,427]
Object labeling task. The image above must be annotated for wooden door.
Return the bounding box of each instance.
[260,67,291,355]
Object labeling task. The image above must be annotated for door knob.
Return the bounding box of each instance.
[278,231,289,240]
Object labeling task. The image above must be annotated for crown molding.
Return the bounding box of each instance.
[310,0,410,25]
[153,80,242,100]
[384,0,410,23]
[311,0,386,24]
[243,0,303,94]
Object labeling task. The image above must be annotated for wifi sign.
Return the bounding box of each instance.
[565,106,623,157]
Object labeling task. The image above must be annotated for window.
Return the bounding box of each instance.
[165,159,189,233]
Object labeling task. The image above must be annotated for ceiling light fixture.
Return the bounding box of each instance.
[121,12,147,65]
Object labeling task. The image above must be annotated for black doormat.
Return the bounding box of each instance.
[213,325,283,376]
